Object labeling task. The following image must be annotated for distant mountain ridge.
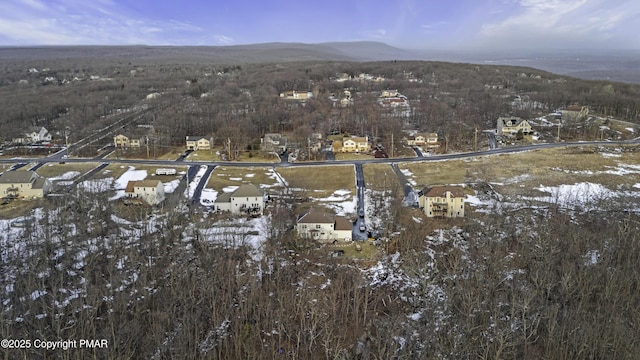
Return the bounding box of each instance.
[1,41,638,83]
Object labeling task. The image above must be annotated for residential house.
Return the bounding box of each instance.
[114,134,144,148]
[214,184,264,215]
[561,105,589,121]
[13,127,52,144]
[404,133,439,147]
[0,170,50,199]
[280,90,313,100]
[339,136,370,153]
[296,210,352,243]
[496,116,533,137]
[124,180,165,205]
[185,136,211,151]
[261,133,287,152]
[418,186,465,218]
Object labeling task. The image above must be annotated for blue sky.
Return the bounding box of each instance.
[0,0,638,49]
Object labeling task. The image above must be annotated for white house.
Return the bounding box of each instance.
[13,127,52,144]
[0,171,50,199]
[214,184,264,215]
[125,180,165,205]
[296,210,352,243]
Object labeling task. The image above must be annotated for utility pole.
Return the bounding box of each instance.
[227,138,231,160]
[308,137,311,161]
[391,133,394,158]
[146,136,150,159]
[557,120,561,141]
[474,127,478,151]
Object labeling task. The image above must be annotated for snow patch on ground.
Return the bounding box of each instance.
[200,189,218,205]
[525,182,614,207]
[311,190,357,216]
[50,171,80,181]
[163,180,180,194]
[79,178,113,193]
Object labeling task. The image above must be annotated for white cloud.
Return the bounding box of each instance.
[476,0,640,48]
[0,0,205,45]
[214,34,234,45]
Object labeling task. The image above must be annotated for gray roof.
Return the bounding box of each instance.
[215,192,232,204]
[231,184,263,198]
[32,177,49,190]
[0,170,35,184]
[186,136,206,141]
[297,211,335,224]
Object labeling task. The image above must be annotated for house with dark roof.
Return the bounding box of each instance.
[418,186,465,218]
[0,170,50,199]
[296,210,352,243]
[214,184,264,215]
[496,116,533,137]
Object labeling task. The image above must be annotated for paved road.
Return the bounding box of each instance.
[190,165,215,205]
[3,139,638,169]
[411,146,424,157]
[353,164,367,240]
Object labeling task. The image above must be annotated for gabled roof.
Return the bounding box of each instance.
[135,180,162,188]
[231,184,263,197]
[0,170,35,184]
[297,211,335,224]
[334,216,352,230]
[186,136,206,141]
[498,116,528,127]
[420,186,465,198]
[125,180,136,193]
[215,192,232,204]
[32,177,48,190]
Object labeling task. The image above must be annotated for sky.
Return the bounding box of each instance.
[0,0,638,50]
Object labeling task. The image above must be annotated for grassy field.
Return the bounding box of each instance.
[156,147,185,161]
[0,198,45,219]
[206,166,280,192]
[325,241,379,260]
[277,165,356,197]
[35,163,100,178]
[362,163,403,193]
[398,145,640,196]
[186,149,220,162]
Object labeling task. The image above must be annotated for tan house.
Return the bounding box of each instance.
[186,136,211,151]
[114,134,144,148]
[0,170,50,199]
[496,117,533,137]
[296,210,352,243]
[418,186,465,218]
[214,184,264,215]
[405,133,439,147]
[562,105,589,121]
[337,136,370,153]
[124,180,165,205]
[280,90,313,100]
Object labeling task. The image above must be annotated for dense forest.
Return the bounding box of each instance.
[2,50,640,359]
[2,55,640,151]
[2,183,639,358]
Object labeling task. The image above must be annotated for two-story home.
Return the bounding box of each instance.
[114,134,144,148]
[124,180,165,205]
[214,184,264,216]
[296,210,352,243]
[185,136,211,151]
[496,117,533,137]
[418,186,465,218]
[13,127,52,144]
[338,136,370,153]
[404,133,439,147]
[0,170,50,199]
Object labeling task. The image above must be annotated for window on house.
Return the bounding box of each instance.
[316,225,321,229]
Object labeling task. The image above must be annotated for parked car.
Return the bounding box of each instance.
[358,209,364,218]
[359,223,366,232]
